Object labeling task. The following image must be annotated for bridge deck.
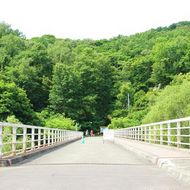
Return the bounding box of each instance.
[0,137,190,190]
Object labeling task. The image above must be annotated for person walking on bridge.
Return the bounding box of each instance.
[90,129,94,137]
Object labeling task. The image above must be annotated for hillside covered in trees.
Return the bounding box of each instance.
[1,21,190,131]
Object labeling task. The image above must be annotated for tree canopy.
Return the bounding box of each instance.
[1,21,190,131]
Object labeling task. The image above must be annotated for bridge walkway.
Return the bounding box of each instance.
[0,137,190,190]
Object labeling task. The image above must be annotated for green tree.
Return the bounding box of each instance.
[0,80,39,124]
[45,114,77,130]
[4,39,53,111]
[151,36,190,86]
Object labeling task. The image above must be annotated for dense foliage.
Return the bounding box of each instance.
[1,21,190,131]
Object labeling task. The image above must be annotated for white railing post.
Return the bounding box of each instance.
[0,124,2,158]
[38,128,41,148]
[58,130,60,142]
[12,127,17,156]
[48,129,50,145]
[57,130,59,142]
[125,130,128,139]
[23,127,27,153]
[61,131,64,142]
[141,127,143,141]
[137,127,140,141]
[60,131,63,142]
[55,130,57,143]
[51,130,53,144]
[43,129,46,147]
[57,130,60,142]
[129,129,131,139]
[167,123,171,146]
[154,126,156,143]
[54,129,56,143]
[134,128,136,140]
[32,128,35,149]
[68,131,70,140]
[160,124,163,145]
[149,126,151,143]
[177,122,181,148]
[144,127,147,142]
[63,131,65,141]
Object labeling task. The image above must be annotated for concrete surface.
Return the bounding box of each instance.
[0,137,190,190]
[0,138,80,167]
[114,137,190,185]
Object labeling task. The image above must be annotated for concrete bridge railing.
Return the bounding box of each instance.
[0,122,83,159]
[114,117,190,149]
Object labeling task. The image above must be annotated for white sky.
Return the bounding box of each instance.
[0,0,190,39]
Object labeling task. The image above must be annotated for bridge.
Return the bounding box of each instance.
[0,117,190,190]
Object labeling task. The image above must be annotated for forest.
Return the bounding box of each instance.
[1,21,190,132]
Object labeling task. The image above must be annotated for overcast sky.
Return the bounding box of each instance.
[0,0,190,39]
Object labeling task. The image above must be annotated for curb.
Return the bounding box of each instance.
[0,138,80,167]
[114,138,190,185]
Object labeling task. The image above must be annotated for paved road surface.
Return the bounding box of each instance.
[0,137,190,190]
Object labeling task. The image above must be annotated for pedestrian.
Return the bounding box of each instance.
[85,129,89,136]
[81,135,85,144]
[90,129,94,137]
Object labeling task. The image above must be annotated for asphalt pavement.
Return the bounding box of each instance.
[0,137,189,190]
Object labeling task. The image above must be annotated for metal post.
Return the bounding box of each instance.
[141,127,143,141]
[23,127,27,153]
[128,129,131,139]
[125,130,128,139]
[56,130,58,143]
[43,129,46,147]
[58,130,60,142]
[144,127,147,142]
[61,131,64,141]
[51,130,53,144]
[60,131,63,142]
[149,126,151,143]
[137,127,140,141]
[0,124,3,158]
[63,131,65,141]
[68,131,70,140]
[54,130,57,143]
[126,130,128,139]
[48,129,50,145]
[154,126,156,143]
[57,130,59,142]
[38,128,41,148]
[177,122,181,148]
[53,130,56,143]
[32,128,35,149]
[167,123,171,146]
[160,124,163,145]
[12,127,17,156]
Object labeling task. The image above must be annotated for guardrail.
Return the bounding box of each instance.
[0,122,83,158]
[114,117,190,149]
